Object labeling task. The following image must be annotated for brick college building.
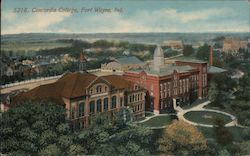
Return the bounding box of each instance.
[123,46,208,114]
[13,72,146,129]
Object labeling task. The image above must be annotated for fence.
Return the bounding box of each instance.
[0,69,102,89]
[0,75,62,89]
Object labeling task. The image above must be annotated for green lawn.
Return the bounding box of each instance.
[182,99,208,109]
[184,111,232,125]
[140,115,177,127]
[145,112,154,117]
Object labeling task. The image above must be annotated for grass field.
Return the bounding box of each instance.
[1,41,72,52]
[141,115,177,127]
[184,111,232,125]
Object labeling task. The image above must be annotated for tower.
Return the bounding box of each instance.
[79,52,87,73]
[153,45,165,72]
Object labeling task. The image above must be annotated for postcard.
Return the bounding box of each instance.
[1,0,250,155]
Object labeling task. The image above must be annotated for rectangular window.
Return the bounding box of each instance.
[89,101,95,113]
[112,96,116,109]
[120,97,123,107]
[104,98,109,110]
[97,99,102,112]
[71,110,75,119]
[78,102,85,117]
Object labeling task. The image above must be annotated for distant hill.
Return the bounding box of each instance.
[1,32,250,45]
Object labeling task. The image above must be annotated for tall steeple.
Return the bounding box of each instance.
[153,45,165,72]
[79,52,87,73]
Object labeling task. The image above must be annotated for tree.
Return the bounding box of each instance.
[158,120,207,155]
[218,149,230,156]
[213,118,233,146]
[196,44,210,60]
[237,74,250,101]
[77,111,153,155]
[237,141,250,155]
[0,101,86,155]
[208,82,218,102]
[183,45,194,56]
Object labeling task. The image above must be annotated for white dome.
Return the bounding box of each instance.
[153,45,165,72]
[154,45,164,57]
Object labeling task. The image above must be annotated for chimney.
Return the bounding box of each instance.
[209,46,213,66]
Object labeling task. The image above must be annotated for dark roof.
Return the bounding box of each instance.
[102,75,135,91]
[208,66,227,74]
[116,56,144,65]
[12,72,137,106]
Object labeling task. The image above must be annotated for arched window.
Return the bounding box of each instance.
[78,102,85,117]
[96,85,102,93]
[111,96,116,109]
[104,98,109,110]
[97,99,102,112]
[89,101,95,113]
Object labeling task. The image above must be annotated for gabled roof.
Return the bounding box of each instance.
[102,75,135,91]
[12,72,137,106]
[116,56,144,65]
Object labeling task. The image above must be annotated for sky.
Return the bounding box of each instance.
[1,0,250,34]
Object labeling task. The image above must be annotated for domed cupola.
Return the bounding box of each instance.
[154,45,164,58]
[153,45,165,72]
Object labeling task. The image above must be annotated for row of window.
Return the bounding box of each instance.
[160,79,190,92]
[160,100,172,109]
[89,96,118,113]
[129,93,144,103]
[160,82,171,91]
[160,84,190,99]
[190,75,199,81]
[89,85,108,94]
[71,96,120,119]
[133,103,144,112]
[202,74,207,87]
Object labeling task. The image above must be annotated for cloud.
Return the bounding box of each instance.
[2,11,17,21]
[2,12,72,34]
[1,7,248,34]
[160,8,228,23]
[76,8,235,33]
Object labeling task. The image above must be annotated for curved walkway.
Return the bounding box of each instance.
[135,113,177,129]
[136,101,250,129]
[177,100,240,128]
